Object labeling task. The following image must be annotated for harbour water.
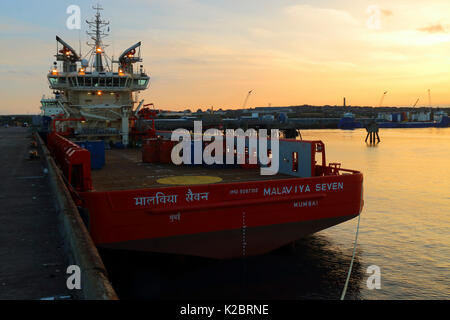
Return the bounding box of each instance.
[101,128,450,300]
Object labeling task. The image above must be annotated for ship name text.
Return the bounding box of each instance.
[134,192,178,206]
[263,182,344,196]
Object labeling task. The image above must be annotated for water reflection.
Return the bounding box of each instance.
[100,128,450,300]
[100,234,363,300]
[365,142,380,148]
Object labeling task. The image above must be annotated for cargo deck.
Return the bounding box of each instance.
[91,149,295,191]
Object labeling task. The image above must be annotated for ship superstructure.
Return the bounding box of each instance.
[41,5,149,145]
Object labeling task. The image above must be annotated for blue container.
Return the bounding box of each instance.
[391,113,401,122]
[76,140,105,169]
[86,140,105,169]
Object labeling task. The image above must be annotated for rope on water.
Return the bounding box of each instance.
[340,212,361,300]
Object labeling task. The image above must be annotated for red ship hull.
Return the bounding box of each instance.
[80,173,363,259]
[46,132,364,259]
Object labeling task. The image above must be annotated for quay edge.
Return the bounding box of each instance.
[35,132,118,300]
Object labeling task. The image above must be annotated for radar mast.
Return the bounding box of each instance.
[86,4,110,72]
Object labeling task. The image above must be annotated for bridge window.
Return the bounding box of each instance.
[138,79,148,86]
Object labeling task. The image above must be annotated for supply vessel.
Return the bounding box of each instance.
[41,6,364,259]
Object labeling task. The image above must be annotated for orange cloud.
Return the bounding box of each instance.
[381,9,393,17]
[418,23,446,33]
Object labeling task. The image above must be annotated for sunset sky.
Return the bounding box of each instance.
[1,0,450,114]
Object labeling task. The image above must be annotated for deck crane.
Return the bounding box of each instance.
[242,90,253,109]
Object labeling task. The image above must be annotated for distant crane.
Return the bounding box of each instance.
[242,90,253,109]
[378,91,388,107]
[412,98,420,108]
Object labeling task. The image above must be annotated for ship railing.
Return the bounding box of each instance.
[316,163,360,176]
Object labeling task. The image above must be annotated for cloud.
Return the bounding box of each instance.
[417,23,446,33]
[381,9,393,17]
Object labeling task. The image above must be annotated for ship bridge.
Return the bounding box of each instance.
[43,5,150,146]
[47,71,149,92]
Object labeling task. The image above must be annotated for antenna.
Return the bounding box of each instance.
[86,4,110,72]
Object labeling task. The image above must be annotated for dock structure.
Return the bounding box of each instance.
[0,127,117,300]
[0,127,73,299]
[365,121,380,144]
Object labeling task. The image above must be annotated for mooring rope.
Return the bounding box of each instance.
[340,212,362,300]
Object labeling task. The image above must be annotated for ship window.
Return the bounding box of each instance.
[106,77,112,87]
[138,79,148,86]
[93,78,99,87]
[86,77,92,86]
[113,77,119,87]
[49,77,58,85]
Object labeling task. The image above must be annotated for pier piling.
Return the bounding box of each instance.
[365,121,380,144]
